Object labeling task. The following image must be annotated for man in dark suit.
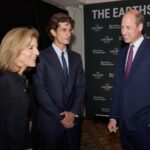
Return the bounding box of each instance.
[33,12,85,150]
[108,9,150,150]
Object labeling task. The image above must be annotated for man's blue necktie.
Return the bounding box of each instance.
[61,52,68,80]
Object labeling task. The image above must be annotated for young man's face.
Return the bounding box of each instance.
[51,22,72,49]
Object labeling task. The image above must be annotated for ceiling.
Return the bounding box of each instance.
[42,0,122,9]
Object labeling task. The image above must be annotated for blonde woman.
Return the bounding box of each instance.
[0,27,39,150]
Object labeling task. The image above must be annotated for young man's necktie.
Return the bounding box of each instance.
[61,52,68,80]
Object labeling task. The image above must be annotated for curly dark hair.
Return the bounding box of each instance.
[46,12,74,40]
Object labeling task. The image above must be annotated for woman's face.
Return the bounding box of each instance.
[15,37,39,70]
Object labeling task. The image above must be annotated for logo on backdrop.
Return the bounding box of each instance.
[109,24,121,29]
[92,72,104,79]
[91,25,104,32]
[108,73,115,78]
[101,36,113,43]
[101,83,112,91]
[100,61,114,66]
[92,49,106,54]
[110,48,119,56]
[93,96,106,101]
[146,21,150,27]
[101,107,110,113]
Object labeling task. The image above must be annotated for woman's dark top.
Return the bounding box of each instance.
[0,71,29,150]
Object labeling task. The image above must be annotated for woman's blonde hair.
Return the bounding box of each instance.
[0,27,39,72]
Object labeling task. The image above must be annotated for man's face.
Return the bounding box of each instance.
[51,22,72,49]
[121,13,142,44]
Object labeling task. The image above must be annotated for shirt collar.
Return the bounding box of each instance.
[52,43,67,57]
[131,35,144,49]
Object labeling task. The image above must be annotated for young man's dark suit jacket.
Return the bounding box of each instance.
[32,45,85,149]
[110,38,150,131]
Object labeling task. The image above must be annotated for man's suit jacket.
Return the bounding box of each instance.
[110,38,150,131]
[33,46,85,131]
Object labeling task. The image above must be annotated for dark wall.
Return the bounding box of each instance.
[0,0,34,40]
[0,0,67,49]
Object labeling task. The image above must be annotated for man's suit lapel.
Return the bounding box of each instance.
[67,50,74,95]
[120,46,129,81]
[48,46,67,83]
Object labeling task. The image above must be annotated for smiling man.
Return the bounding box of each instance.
[33,12,86,150]
[108,9,150,150]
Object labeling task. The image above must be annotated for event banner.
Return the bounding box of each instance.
[84,0,150,117]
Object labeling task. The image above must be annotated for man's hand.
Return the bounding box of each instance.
[108,119,118,133]
[60,111,75,128]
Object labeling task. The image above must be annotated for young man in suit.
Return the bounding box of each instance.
[108,9,150,150]
[33,12,85,150]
